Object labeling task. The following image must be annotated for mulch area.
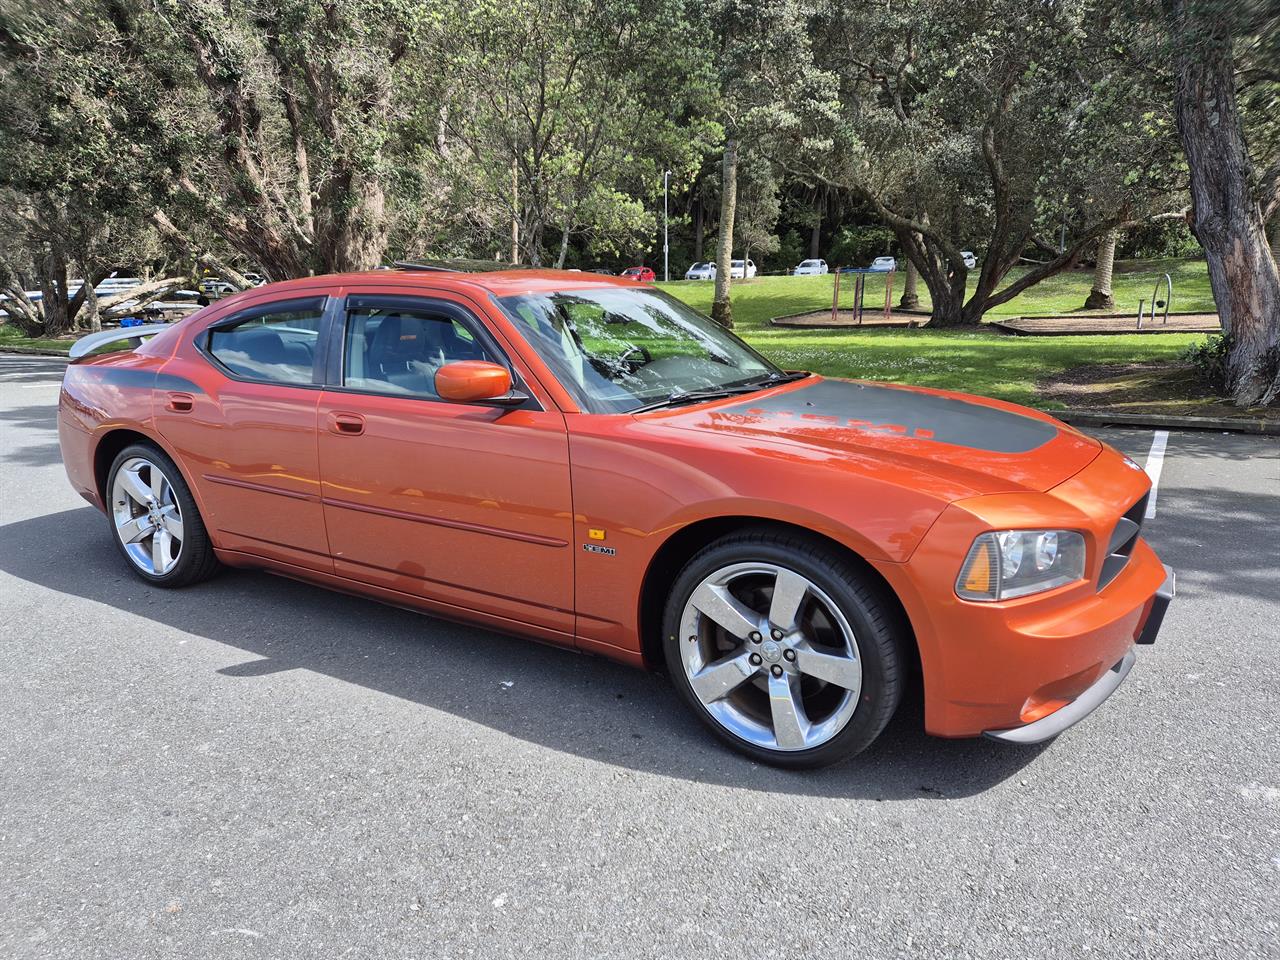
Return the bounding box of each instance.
[994,313,1221,335]
[1038,360,1278,422]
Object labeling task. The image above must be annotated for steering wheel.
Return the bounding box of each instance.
[616,345,653,371]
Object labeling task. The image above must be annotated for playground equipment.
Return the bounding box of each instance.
[831,267,894,325]
[1136,273,1172,329]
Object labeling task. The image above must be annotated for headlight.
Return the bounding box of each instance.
[955,529,1086,601]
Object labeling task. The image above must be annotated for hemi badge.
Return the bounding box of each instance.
[583,543,616,556]
[588,528,606,540]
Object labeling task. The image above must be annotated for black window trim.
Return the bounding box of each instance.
[197,294,338,389]
[323,293,541,411]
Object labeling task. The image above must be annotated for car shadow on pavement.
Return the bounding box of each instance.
[0,507,1050,800]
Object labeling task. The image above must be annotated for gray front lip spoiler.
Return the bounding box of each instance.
[982,649,1136,745]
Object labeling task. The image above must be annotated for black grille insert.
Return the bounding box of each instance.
[1098,492,1148,590]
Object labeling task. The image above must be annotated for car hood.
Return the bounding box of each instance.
[644,376,1101,497]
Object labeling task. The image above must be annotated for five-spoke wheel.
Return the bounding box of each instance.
[106,444,220,587]
[664,531,904,768]
[112,456,184,576]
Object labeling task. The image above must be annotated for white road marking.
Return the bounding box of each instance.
[1143,430,1169,519]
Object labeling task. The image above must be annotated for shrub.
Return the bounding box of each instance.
[1181,334,1231,394]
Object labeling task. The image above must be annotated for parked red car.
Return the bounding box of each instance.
[58,267,1172,768]
[620,266,656,283]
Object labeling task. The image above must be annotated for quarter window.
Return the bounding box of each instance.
[207,301,325,384]
[343,303,496,398]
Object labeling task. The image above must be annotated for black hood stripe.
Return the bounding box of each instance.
[724,380,1057,454]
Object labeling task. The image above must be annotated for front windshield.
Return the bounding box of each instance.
[496,286,783,413]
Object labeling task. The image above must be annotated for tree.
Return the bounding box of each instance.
[704,0,833,327]
[0,3,184,336]
[712,140,740,326]
[146,0,444,278]
[899,257,920,310]
[433,0,709,269]
[800,0,1184,327]
[1163,0,1280,405]
[1084,230,1119,310]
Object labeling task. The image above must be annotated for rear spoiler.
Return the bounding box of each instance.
[68,324,173,360]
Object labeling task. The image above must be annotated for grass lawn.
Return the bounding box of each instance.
[658,258,1215,410]
[0,323,77,354]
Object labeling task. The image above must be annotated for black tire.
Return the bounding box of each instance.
[105,442,221,588]
[662,528,905,769]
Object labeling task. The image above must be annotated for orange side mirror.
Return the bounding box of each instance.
[435,361,514,404]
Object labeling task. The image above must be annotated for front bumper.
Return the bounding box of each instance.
[983,565,1174,744]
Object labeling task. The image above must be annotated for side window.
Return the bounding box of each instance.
[343,303,496,398]
[207,301,325,384]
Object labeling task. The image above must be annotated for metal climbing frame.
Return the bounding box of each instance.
[831,268,895,325]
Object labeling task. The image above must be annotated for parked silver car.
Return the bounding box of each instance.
[793,258,828,276]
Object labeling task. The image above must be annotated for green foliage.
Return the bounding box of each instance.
[828,226,895,269]
[1180,333,1232,394]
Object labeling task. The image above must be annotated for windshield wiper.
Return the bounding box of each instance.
[630,372,807,414]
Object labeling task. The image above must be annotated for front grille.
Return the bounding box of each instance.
[1098,492,1149,590]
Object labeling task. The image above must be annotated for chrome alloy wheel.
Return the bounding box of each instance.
[679,562,863,752]
[111,456,184,576]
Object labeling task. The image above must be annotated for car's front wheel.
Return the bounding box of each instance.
[106,443,220,587]
[662,530,905,768]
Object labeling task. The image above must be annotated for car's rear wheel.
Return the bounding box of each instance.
[106,443,220,587]
[662,530,904,769]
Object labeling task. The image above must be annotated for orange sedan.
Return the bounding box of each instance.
[58,267,1173,767]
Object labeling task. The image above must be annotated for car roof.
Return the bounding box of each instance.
[242,268,643,300]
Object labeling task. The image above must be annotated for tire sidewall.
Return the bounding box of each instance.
[663,537,900,769]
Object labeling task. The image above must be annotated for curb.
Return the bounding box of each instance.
[0,346,71,357]
[1055,408,1280,436]
[770,308,931,329]
[991,319,1219,337]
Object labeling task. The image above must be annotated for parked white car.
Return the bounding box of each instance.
[793,258,828,276]
[684,261,716,280]
[730,258,757,279]
[869,256,897,272]
[961,251,977,269]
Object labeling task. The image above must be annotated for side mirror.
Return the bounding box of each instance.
[434,360,523,405]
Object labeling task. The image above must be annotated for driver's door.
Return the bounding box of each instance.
[315,292,575,636]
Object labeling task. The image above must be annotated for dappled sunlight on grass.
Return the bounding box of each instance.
[659,263,1213,408]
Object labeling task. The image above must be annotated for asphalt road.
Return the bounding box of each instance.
[1,353,1277,959]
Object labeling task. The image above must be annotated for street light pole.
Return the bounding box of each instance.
[663,169,671,282]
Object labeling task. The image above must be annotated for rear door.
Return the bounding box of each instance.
[155,294,335,572]
[314,290,575,636]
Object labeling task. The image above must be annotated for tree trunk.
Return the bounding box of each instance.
[908,238,972,327]
[317,174,388,273]
[81,281,101,333]
[898,256,920,309]
[711,139,738,328]
[152,211,254,288]
[809,219,821,259]
[925,288,965,327]
[1084,230,1118,310]
[1268,214,1279,266]
[39,245,72,338]
[555,228,571,269]
[1167,0,1280,405]
[510,160,520,264]
[693,198,704,262]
